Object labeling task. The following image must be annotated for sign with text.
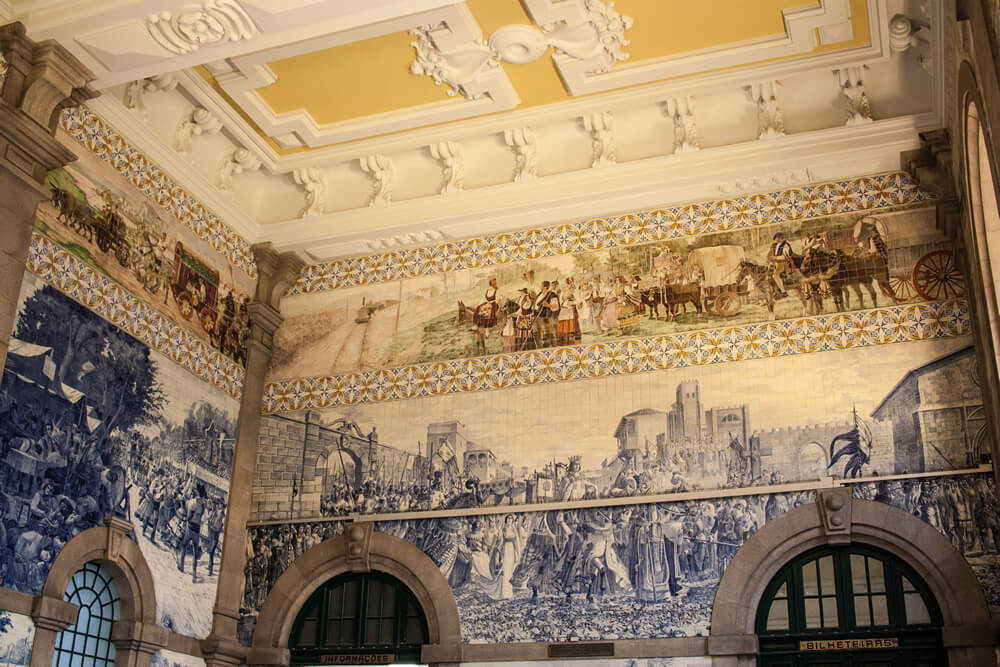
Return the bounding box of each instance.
[799,637,899,651]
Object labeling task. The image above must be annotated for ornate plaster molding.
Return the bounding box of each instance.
[409,24,498,100]
[217,146,261,190]
[292,167,327,218]
[745,80,785,140]
[834,65,873,125]
[889,13,932,74]
[363,229,443,251]
[147,0,259,56]
[716,168,812,195]
[503,127,538,182]
[429,140,464,194]
[174,106,223,154]
[582,111,615,167]
[359,154,394,206]
[662,96,699,154]
[123,73,178,118]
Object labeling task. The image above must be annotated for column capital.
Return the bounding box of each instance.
[200,636,249,667]
[31,593,78,632]
[0,22,97,188]
[110,621,169,654]
[251,243,305,310]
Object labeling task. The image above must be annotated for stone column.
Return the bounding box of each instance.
[204,244,303,663]
[0,22,95,372]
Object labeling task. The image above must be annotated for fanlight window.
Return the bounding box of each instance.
[52,562,121,667]
[289,571,429,664]
[757,545,940,636]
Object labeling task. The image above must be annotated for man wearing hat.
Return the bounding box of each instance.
[767,231,794,295]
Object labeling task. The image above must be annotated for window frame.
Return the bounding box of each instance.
[52,561,121,667]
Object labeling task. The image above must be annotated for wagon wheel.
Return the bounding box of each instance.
[886,276,918,302]
[713,291,741,316]
[199,307,218,334]
[175,292,195,320]
[912,249,966,301]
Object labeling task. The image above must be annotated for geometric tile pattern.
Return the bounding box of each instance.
[57,105,258,280]
[290,172,932,295]
[261,298,969,413]
[26,233,245,399]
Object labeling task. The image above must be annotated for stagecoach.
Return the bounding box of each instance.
[169,242,220,334]
[849,217,964,302]
[685,245,748,316]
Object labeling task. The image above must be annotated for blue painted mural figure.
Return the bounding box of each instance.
[0,274,238,638]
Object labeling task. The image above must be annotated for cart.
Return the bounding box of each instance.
[170,242,220,334]
[685,245,747,316]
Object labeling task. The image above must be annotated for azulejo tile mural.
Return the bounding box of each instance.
[240,491,815,644]
[262,298,970,412]
[58,105,257,280]
[252,338,982,520]
[1,273,238,638]
[0,610,33,667]
[290,172,931,295]
[26,233,244,399]
[269,204,960,383]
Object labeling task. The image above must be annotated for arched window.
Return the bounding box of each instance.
[52,562,121,667]
[289,571,429,665]
[756,546,943,665]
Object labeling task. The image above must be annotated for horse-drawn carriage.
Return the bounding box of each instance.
[50,187,132,268]
[169,242,220,335]
[685,245,748,316]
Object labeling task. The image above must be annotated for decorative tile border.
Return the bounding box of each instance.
[27,233,245,399]
[290,172,932,295]
[262,298,969,412]
[58,105,258,280]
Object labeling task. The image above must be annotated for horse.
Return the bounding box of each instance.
[735,260,809,320]
[51,188,95,242]
[642,283,703,320]
[834,249,897,309]
[795,250,843,314]
[468,298,518,355]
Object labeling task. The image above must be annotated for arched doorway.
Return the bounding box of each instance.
[288,571,429,665]
[756,545,943,666]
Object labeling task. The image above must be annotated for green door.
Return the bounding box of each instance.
[756,546,945,667]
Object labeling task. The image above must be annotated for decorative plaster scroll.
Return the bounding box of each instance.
[364,229,444,251]
[147,0,259,56]
[217,147,261,190]
[429,141,464,194]
[409,0,631,101]
[409,23,498,100]
[834,65,873,125]
[889,13,932,74]
[745,80,785,140]
[582,111,615,167]
[716,168,812,195]
[123,73,178,117]
[503,127,538,182]
[174,107,223,154]
[662,96,699,153]
[359,154,394,206]
[293,167,327,218]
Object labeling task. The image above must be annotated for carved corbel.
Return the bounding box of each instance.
[662,96,699,153]
[889,13,932,74]
[174,107,222,155]
[217,147,261,190]
[292,167,327,218]
[345,522,374,572]
[429,140,464,194]
[503,127,538,181]
[834,65,873,125]
[123,73,178,118]
[744,80,785,140]
[817,487,852,545]
[582,111,615,167]
[359,154,394,206]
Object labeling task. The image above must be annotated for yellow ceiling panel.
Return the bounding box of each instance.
[257,30,459,126]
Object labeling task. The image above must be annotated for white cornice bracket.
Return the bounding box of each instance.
[293,167,328,218]
[360,154,394,206]
[217,147,262,190]
[504,127,538,182]
[834,66,873,126]
[124,73,179,118]
[148,0,260,56]
[429,141,464,194]
[889,13,932,74]
[174,107,223,155]
[662,96,699,153]
[745,80,785,140]
[582,111,615,167]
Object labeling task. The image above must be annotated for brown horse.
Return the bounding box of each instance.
[833,249,897,309]
[735,260,809,320]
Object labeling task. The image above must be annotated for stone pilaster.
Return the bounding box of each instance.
[29,593,78,667]
[110,622,169,667]
[0,22,95,373]
[204,244,303,662]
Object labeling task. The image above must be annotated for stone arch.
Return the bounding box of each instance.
[709,489,994,665]
[31,516,166,667]
[249,523,461,667]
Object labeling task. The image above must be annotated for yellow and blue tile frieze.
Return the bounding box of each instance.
[261,298,968,413]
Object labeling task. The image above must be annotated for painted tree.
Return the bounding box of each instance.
[13,284,164,435]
